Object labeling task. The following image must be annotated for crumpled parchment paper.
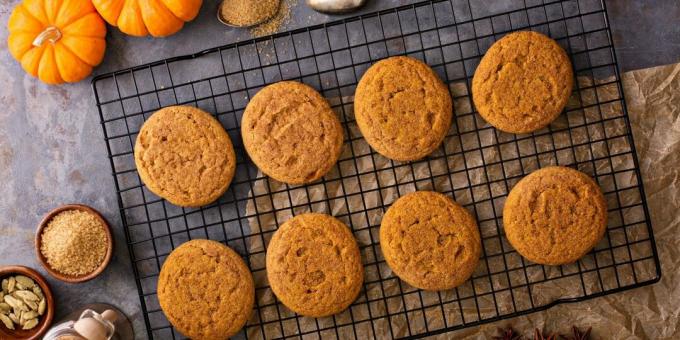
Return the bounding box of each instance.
[244,63,680,339]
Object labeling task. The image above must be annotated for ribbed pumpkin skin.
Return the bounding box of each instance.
[7,0,107,85]
[92,0,203,37]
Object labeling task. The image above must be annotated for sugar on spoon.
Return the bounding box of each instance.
[218,0,368,28]
[218,0,282,28]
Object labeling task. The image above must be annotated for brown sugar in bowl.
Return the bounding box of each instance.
[35,204,114,283]
[0,266,55,340]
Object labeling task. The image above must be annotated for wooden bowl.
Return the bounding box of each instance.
[0,266,55,340]
[35,204,114,283]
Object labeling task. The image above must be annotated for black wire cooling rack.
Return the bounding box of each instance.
[92,0,662,338]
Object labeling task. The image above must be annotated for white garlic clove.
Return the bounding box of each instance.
[306,0,367,14]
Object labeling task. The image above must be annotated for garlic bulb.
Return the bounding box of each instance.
[306,0,367,14]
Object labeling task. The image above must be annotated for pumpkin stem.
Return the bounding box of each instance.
[32,26,62,47]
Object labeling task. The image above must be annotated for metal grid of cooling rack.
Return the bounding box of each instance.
[92,0,661,338]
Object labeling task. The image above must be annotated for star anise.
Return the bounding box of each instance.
[534,328,558,340]
[493,326,523,340]
[559,326,592,340]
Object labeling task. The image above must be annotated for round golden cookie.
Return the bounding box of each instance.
[157,239,254,340]
[380,191,481,291]
[266,213,363,317]
[354,56,453,161]
[134,106,236,207]
[241,81,344,185]
[503,166,608,265]
[472,31,574,134]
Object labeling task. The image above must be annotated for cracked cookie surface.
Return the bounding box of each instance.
[134,106,236,207]
[266,213,363,317]
[472,31,574,134]
[354,56,453,161]
[503,166,607,265]
[380,191,481,291]
[242,81,344,185]
[157,239,254,340]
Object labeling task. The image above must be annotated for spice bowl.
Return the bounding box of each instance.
[0,265,55,340]
[35,204,114,283]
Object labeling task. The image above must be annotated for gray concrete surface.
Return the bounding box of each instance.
[0,0,678,339]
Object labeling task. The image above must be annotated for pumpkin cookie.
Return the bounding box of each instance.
[472,31,574,134]
[503,166,608,265]
[354,56,453,161]
[380,191,481,291]
[241,81,344,185]
[266,213,363,317]
[134,106,236,207]
[157,239,254,339]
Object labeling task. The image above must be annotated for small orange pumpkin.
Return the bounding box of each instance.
[8,0,107,85]
[92,0,203,38]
